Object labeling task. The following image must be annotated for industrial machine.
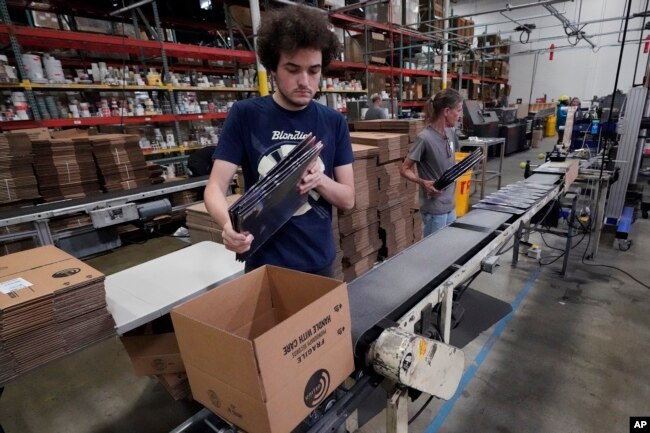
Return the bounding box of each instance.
[463,100,500,138]
[0,176,207,257]
[488,107,529,156]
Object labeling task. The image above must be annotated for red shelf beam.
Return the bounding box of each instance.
[0,24,256,63]
[0,113,226,130]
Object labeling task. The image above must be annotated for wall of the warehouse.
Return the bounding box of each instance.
[451,0,650,104]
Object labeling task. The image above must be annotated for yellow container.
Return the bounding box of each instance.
[545,114,557,137]
[455,152,472,217]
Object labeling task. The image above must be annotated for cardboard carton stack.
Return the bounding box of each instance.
[0,223,37,256]
[87,134,155,191]
[331,209,344,280]
[185,195,241,244]
[120,315,191,400]
[31,137,101,201]
[0,246,114,384]
[0,133,41,205]
[338,144,381,281]
[349,123,422,259]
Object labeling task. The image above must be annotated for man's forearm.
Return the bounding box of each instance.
[316,175,355,211]
[204,182,232,229]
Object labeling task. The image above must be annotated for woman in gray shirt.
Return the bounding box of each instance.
[400,89,463,236]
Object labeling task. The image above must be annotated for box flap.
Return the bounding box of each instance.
[171,266,275,400]
[254,272,351,401]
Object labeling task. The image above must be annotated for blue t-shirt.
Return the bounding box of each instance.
[213,95,353,272]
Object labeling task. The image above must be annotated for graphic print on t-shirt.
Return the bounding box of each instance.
[257,139,325,216]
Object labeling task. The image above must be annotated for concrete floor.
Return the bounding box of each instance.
[1,137,649,433]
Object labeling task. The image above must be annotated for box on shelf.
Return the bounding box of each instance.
[344,34,365,63]
[365,0,402,25]
[429,0,445,17]
[369,32,387,64]
[403,0,419,29]
[74,17,113,35]
[32,11,62,30]
[171,265,354,433]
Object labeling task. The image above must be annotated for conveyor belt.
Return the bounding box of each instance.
[454,209,511,229]
[348,226,495,355]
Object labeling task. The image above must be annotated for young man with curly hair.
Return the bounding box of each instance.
[204,5,355,277]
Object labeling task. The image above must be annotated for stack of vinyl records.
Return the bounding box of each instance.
[32,137,101,201]
[0,133,40,205]
[86,134,153,191]
[433,148,483,190]
[228,134,323,261]
[186,195,240,244]
[473,181,556,215]
[0,246,114,385]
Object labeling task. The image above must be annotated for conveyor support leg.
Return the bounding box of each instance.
[387,387,409,433]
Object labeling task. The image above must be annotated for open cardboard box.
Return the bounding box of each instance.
[171,265,354,433]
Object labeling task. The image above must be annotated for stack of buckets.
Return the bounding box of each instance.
[454,152,473,217]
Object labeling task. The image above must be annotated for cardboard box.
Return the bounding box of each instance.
[121,332,185,376]
[0,245,104,312]
[171,266,354,433]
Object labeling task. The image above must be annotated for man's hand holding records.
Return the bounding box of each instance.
[299,159,324,195]
[222,220,253,254]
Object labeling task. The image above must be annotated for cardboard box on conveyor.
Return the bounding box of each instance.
[171,265,354,433]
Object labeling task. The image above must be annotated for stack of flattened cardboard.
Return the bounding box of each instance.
[185,195,241,244]
[331,209,344,280]
[32,137,101,201]
[338,144,381,281]
[379,202,414,258]
[86,134,153,191]
[411,208,423,243]
[349,132,407,165]
[348,124,422,259]
[0,246,114,384]
[353,119,424,144]
[0,133,40,205]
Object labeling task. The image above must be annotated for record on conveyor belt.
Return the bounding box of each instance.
[488,193,538,205]
[480,197,532,209]
[228,134,323,262]
[433,148,482,191]
[473,202,526,215]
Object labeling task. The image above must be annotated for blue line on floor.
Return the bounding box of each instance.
[425,270,541,433]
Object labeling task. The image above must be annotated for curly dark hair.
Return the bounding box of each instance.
[256,4,341,71]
